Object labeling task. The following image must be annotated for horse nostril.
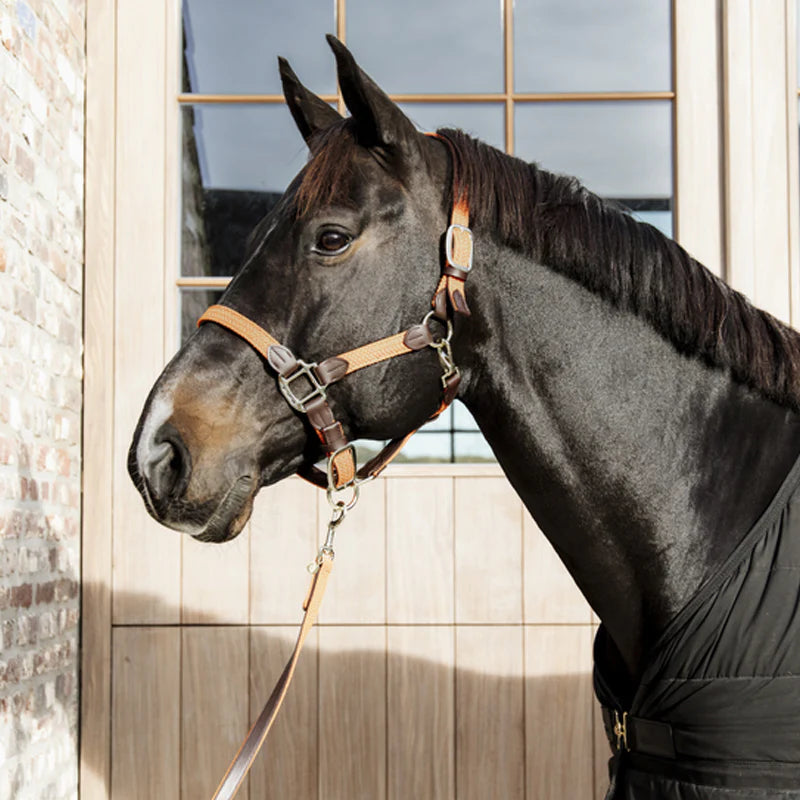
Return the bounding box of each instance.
[143,424,191,504]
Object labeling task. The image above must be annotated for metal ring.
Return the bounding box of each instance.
[326,482,360,513]
[421,310,453,346]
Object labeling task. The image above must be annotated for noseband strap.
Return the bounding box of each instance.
[197,131,471,492]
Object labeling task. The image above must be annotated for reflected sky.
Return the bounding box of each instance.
[186,104,309,191]
[346,0,503,93]
[514,0,672,92]
[183,1,671,96]
[183,0,336,94]
[399,103,505,151]
[515,101,672,198]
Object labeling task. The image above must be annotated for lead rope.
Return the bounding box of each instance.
[206,132,471,799]
[210,499,346,800]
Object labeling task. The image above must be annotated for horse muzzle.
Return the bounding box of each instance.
[128,416,258,543]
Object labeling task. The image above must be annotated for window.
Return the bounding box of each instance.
[178,0,674,462]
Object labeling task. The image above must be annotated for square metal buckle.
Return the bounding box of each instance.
[278,360,327,412]
[445,223,474,272]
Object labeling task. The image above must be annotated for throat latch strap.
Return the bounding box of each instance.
[428,131,472,318]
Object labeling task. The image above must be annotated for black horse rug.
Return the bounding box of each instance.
[596,452,800,798]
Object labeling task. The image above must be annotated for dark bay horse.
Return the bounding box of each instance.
[129,37,800,799]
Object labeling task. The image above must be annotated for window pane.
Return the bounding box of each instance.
[180,287,224,345]
[515,101,673,235]
[399,103,506,152]
[514,0,672,92]
[453,403,480,431]
[454,433,495,463]
[347,0,503,93]
[182,0,336,94]
[421,405,453,433]
[181,104,309,276]
[395,433,453,463]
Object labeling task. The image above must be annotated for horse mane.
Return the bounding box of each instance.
[293,120,800,411]
[443,128,800,411]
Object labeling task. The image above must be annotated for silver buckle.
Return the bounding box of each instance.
[445,223,474,272]
[278,360,326,412]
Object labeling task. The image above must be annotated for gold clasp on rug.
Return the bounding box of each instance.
[613,711,629,752]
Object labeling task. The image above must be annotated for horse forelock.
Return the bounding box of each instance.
[437,127,800,412]
[294,119,361,218]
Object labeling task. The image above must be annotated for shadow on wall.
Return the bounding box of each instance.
[81,584,610,800]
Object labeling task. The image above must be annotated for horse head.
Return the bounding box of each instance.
[128,37,461,542]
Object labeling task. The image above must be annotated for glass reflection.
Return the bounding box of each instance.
[515,101,673,235]
[347,0,502,93]
[399,103,506,152]
[514,0,672,92]
[181,104,309,276]
[182,0,336,94]
[180,287,224,345]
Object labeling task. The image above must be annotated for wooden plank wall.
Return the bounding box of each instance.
[83,2,800,798]
[108,470,602,800]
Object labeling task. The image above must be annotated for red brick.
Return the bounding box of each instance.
[12,583,33,608]
[35,580,54,604]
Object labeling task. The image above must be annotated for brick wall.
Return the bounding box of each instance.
[0,0,85,797]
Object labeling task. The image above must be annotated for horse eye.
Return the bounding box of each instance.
[315,230,352,254]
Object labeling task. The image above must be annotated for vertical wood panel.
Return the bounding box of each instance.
[524,514,592,624]
[386,477,454,624]
[111,628,180,799]
[455,477,522,623]
[387,626,455,800]
[455,626,524,800]
[181,628,250,799]
[724,0,795,323]
[674,0,724,275]
[112,0,180,624]
[751,1,792,322]
[525,626,594,799]
[787,0,800,327]
[182,528,250,623]
[80,0,116,794]
[320,480,386,624]
[318,626,386,799]
[163,0,181,350]
[250,479,318,624]
[723,0,757,298]
[249,627,318,799]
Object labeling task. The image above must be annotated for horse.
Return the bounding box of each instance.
[128,36,800,799]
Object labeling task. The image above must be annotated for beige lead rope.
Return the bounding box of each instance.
[211,552,333,800]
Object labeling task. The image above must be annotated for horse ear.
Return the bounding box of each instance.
[279,56,342,144]
[326,35,419,151]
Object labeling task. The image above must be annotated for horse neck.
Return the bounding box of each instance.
[457,239,800,680]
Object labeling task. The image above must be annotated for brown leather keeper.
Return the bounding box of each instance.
[320,421,347,453]
[451,286,471,316]
[403,324,434,350]
[305,397,335,430]
[315,357,348,385]
[432,288,448,320]
[443,372,461,405]
[443,263,470,280]
[267,344,297,376]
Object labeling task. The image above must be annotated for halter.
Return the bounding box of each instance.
[198,132,475,800]
[197,132,473,500]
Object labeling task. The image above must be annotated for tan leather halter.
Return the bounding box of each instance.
[197,132,473,800]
